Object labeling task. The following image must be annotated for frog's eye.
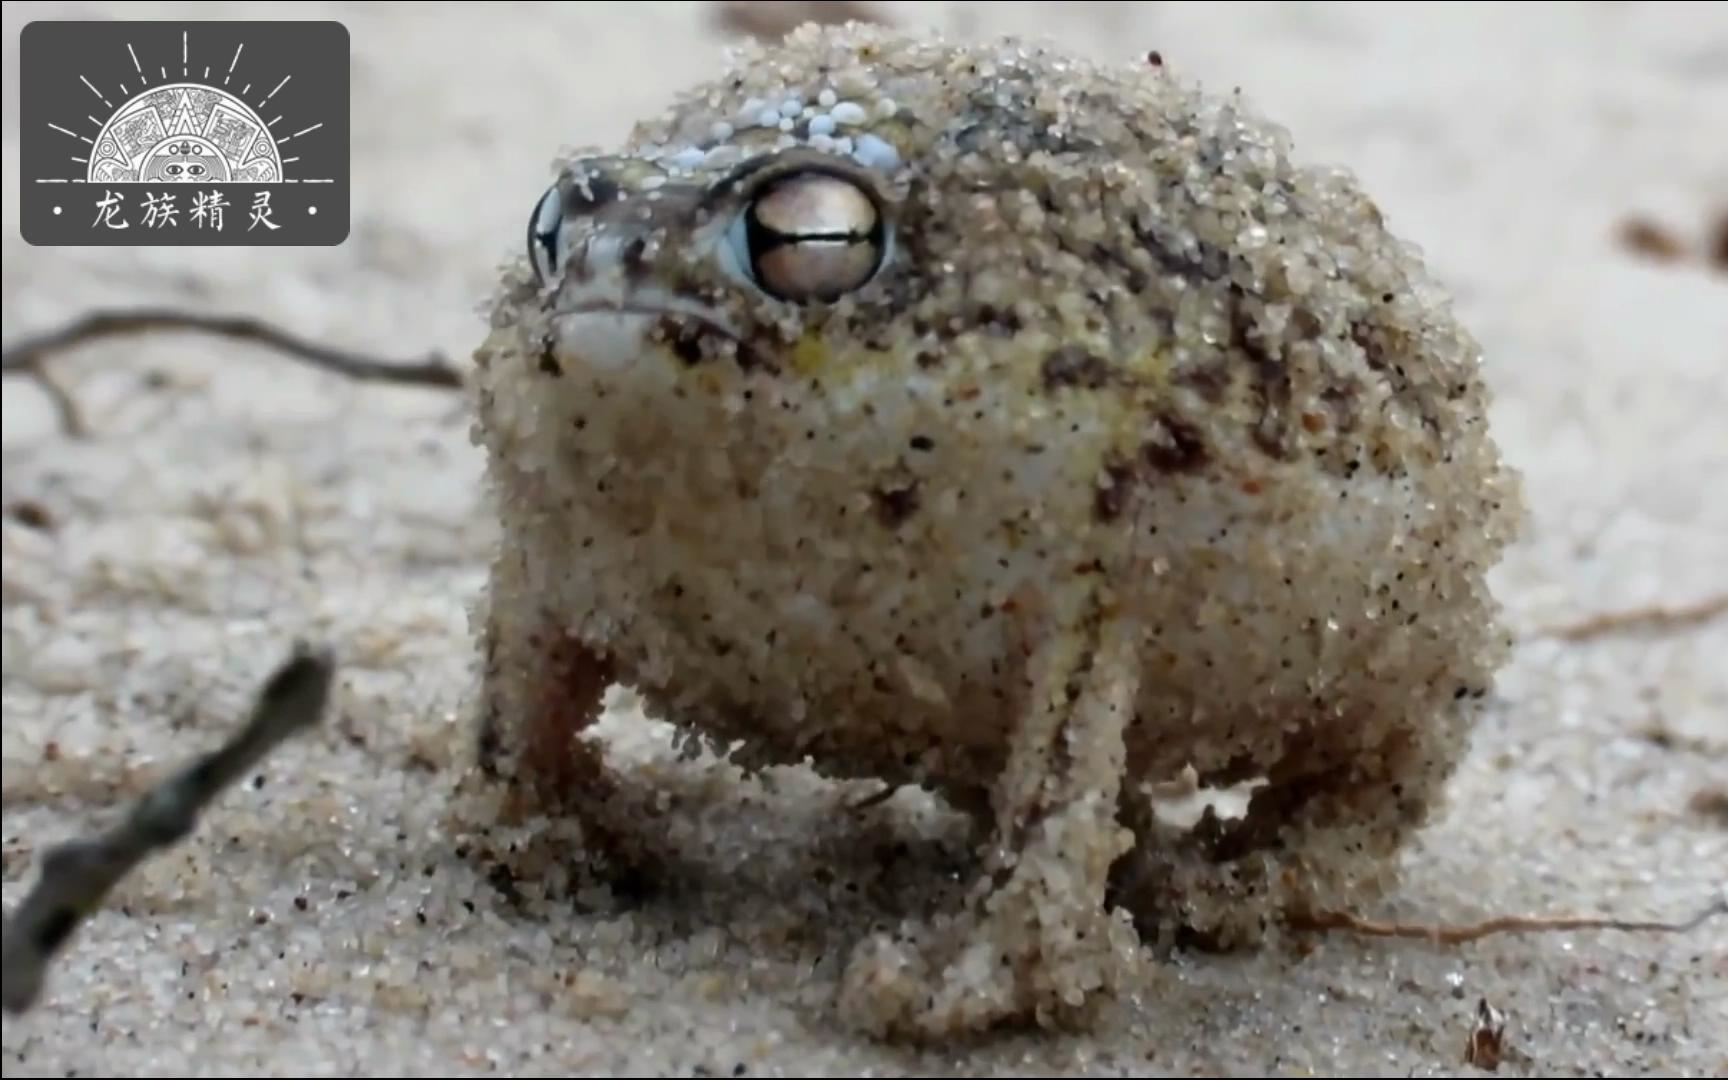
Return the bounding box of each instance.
[527,170,625,286]
[527,182,565,286]
[730,171,887,303]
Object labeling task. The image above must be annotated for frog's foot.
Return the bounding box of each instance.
[838,587,1144,1040]
[1112,695,1473,950]
[470,583,666,894]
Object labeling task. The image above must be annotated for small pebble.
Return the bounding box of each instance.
[29,635,100,693]
[829,101,867,126]
[851,133,900,171]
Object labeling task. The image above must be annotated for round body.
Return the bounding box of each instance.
[471,25,1520,859]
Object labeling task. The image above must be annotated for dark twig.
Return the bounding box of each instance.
[1,308,465,437]
[0,308,464,386]
[1,645,337,1014]
[27,364,91,439]
[1535,592,1728,642]
[1290,893,1726,946]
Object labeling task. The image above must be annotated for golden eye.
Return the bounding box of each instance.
[740,172,886,302]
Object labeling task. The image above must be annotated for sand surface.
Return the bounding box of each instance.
[3,2,1725,1076]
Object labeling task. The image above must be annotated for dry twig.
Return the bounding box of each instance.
[1616,216,1689,264]
[0,307,465,438]
[1688,786,1728,826]
[1535,593,1728,642]
[0,645,336,1014]
[1290,894,1725,946]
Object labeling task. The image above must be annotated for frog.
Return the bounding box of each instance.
[463,21,1523,1040]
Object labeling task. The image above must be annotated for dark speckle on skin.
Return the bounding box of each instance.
[1290,307,1325,341]
[1321,381,1360,434]
[1231,304,1295,460]
[873,482,920,527]
[1350,319,1389,373]
[1142,413,1209,473]
[1042,346,1112,391]
[1093,461,1133,521]
[953,72,1102,158]
[1251,375,1294,459]
[970,303,1022,337]
[1174,358,1229,404]
[650,315,703,366]
[621,236,649,277]
[653,298,776,373]
[537,345,563,377]
[1132,212,1230,282]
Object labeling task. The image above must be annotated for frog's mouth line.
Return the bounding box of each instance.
[551,286,747,371]
[559,280,742,338]
[564,298,742,343]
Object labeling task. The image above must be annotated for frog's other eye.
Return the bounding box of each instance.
[730,171,887,303]
[527,170,624,287]
[527,182,565,286]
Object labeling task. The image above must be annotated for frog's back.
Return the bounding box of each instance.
[611,25,1505,497]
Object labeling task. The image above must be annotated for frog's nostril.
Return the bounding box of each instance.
[567,171,620,212]
[622,236,649,272]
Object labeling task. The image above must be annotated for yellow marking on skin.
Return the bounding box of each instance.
[790,332,831,376]
[1124,346,1172,383]
[687,361,729,396]
[789,333,912,385]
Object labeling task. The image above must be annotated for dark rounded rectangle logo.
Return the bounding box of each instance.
[19,19,350,246]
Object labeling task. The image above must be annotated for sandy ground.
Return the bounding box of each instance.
[3,2,1725,1076]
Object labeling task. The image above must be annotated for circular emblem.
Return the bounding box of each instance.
[88,82,282,184]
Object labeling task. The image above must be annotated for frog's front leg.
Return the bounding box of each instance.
[839,582,1145,1040]
[469,548,661,892]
